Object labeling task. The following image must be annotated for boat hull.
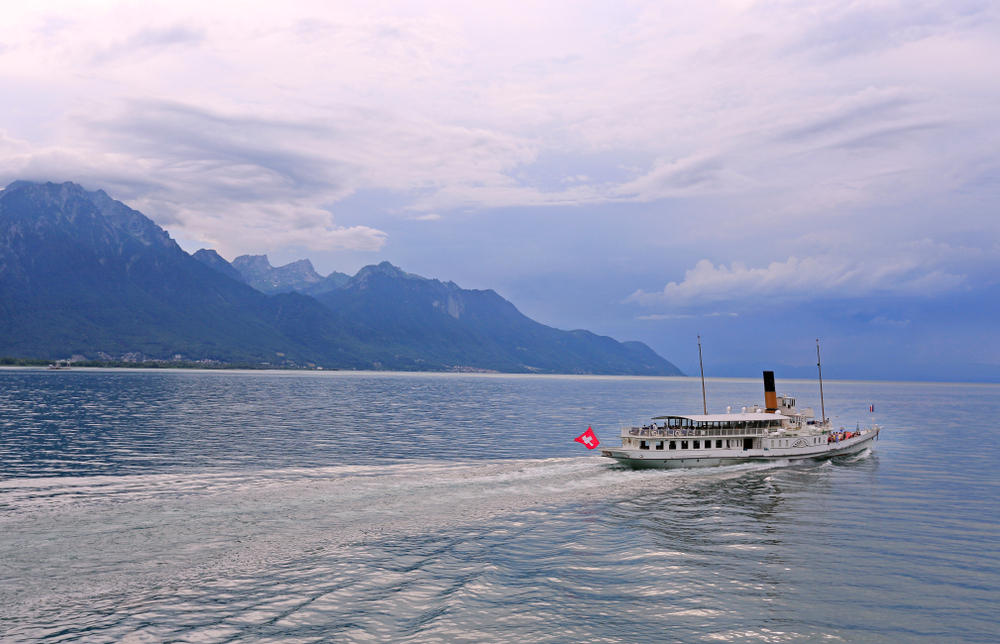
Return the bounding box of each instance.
[601,429,879,469]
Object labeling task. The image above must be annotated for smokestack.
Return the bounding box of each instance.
[763,371,778,412]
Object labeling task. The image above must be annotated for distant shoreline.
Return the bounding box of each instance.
[1,357,333,371]
[2,360,997,385]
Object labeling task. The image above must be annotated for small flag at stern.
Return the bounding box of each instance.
[870,405,875,413]
[575,427,600,450]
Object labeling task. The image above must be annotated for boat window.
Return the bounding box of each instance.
[655,441,663,450]
[681,441,688,449]
[715,440,722,448]
[669,441,676,450]
[693,440,700,449]
[640,441,649,450]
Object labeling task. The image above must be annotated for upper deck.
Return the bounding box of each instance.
[625,411,792,438]
[653,411,788,424]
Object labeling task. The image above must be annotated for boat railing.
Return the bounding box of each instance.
[626,426,771,438]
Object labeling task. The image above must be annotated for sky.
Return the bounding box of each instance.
[1,0,998,381]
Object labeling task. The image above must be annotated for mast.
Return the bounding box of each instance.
[698,335,707,415]
[816,339,826,424]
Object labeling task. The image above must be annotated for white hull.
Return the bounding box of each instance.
[601,428,879,469]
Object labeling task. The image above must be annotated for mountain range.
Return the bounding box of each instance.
[0,180,682,375]
[221,253,351,296]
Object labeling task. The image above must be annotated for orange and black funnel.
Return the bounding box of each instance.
[763,371,778,412]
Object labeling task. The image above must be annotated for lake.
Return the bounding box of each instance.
[1,368,997,642]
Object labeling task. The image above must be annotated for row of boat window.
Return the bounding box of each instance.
[659,418,784,429]
[633,427,766,437]
[638,439,734,450]
[634,437,824,450]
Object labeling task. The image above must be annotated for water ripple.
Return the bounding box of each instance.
[1,370,998,642]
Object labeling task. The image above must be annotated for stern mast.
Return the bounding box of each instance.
[816,339,826,425]
[698,335,707,415]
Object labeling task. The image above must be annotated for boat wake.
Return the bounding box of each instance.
[0,453,882,643]
[1,455,822,540]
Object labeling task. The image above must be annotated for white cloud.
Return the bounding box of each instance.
[628,243,972,308]
[91,24,205,65]
[637,313,693,320]
[0,0,997,265]
[612,154,756,201]
[871,316,911,328]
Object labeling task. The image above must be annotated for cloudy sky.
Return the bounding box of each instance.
[2,0,998,380]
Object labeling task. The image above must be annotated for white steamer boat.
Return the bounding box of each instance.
[599,342,881,469]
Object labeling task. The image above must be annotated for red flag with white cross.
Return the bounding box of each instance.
[575,427,600,450]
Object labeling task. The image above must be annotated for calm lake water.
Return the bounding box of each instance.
[1,368,998,643]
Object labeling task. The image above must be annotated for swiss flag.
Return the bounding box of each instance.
[575,427,600,450]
